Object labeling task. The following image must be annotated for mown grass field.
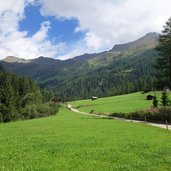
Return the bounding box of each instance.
[1,106,171,171]
[70,92,163,114]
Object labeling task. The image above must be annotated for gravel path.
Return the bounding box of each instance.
[67,104,171,130]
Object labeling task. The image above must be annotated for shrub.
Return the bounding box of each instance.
[153,96,158,107]
[110,107,171,124]
[0,112,3,122]
[161,91,170,107]
[21,103,59,120]
[90,110,95,114]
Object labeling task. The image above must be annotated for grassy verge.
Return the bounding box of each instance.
[0,106,171,170]
[109,107,171,124]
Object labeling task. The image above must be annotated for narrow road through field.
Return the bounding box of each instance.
[67,104,171,130]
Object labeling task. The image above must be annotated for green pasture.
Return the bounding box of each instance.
[0,106,171,171]
[70,92,163,114]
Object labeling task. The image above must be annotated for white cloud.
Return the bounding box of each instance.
[0,0,171,60]
[38,0,171,56]
[32,21,51,42]
[57,49,82,60]
[0,0,65,59]
[83,32,103,50]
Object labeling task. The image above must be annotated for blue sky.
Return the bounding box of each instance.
[19,5,85,44]
[18,4,86,58]
[0,0,171,60]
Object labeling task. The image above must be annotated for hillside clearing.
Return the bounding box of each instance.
[70,92,163,114]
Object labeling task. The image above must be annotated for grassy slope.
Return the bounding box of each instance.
[70,92,162,114]
[0,106,171,171]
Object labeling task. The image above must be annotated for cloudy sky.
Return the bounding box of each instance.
[0,0,171,60]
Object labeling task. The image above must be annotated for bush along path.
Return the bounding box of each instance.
[67,104,171,130]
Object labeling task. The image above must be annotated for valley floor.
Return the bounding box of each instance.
[0,106,171,171]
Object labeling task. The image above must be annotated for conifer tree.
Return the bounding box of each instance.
[153,96,158,108]
[155,17,171,89]
[160,91,170,107]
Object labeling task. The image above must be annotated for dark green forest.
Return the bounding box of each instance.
[0,65,59,123]
[42,49,159,100]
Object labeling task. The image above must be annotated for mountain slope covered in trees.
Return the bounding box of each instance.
[0,32,159,100]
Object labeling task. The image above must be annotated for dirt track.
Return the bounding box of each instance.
[67,104,171,131]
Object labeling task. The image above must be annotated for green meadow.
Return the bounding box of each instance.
[1,106,171,171]
[70,92,163,114]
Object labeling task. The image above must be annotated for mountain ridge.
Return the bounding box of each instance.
[1,32,159,64]
[111,32,158,52]
[0,32,159,100]
[1,56,30,63]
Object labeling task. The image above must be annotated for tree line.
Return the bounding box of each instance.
[0,66,59,123]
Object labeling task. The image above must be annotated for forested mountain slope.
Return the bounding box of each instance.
[0,32,159,100]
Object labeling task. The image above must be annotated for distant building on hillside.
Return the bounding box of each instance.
[92,96,97,101]
[163,86,170,93]
[52,97,63,103]
[146,95,154,100]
